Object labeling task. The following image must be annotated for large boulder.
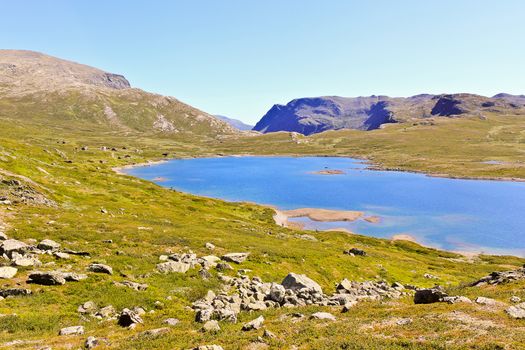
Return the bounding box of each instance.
[414,287,447,304]
[118,308,143,327]
[59,325,84,336]
[242,315,264,331]
[0,288,32,298]
[37,239,61,251]
[28,271,66,285]
[281,273,323,294]
[88,263,113,275]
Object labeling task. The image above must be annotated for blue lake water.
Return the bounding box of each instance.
[125,156,525,256]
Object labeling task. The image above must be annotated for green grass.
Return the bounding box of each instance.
[0,94,525,349]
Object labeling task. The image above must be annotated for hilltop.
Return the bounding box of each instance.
[215,115,254,131]
[253,93,525,135]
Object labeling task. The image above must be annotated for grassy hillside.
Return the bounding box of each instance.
[0,95,525,349]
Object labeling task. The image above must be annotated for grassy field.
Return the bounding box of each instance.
[1,99,525,349]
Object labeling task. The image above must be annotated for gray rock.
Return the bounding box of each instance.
[118,308,143,327]
[471,267,525,286]
[506,302,525,319]
[203,320,221,332]
[344,248,366,256]
[156,261,190,273]
[205,242,215,250]
[95,305,116,319]
[222,252,249,264]
[242,315,264,331]
[310,312,336,321]
[0,266,17,279]
[193,346,224,350]
[0,239,28,258]
[216,262,233,271]
[63,272,88,282]
[263,329,277,339]
[59,325,84,336]
[0,288,32,298]
[475,296,499,306]
[53,252,70,259]
[281,273,323,294]
[84,336,106,349]
[88,263,113,275]
[423,273,439,279]
[0,232,7,240]
[414,287,447,304]
[139,327,170,337]
[37,239,60,251]
[28,271,66,285]
[511,296,521,303]
[441,296,472,304]
[163,318,180,326]
[114,280,148,291]
[78,301,97,314]
[11,254,40,267]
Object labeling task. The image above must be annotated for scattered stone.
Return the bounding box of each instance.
[216,262,233,271]
[59,325,84,336]
[242,315,264,331]
[11,253,40,267]
[344,248,366,256]
[95,305,117,319]
[310,312,336,321]
[84,336,107,349]
[102,239,113,244]
[193,346,224,350]
[63,272,88,282]
[78,301,97,314]
[475,296,499,306]
[511,296,521,303]
[88,263,113,275]
[396,318,413,325]
[423,273,439,279]
[53,252,70,259]
[0,239,28,258]
[156,260,191,273]
[37,239,61,251]
[118,308,143,327]
[506,303,525,319]
[0,232,7,240]
[471,267,525,286]
[203,320,221,332]
[205,242,215,250]
[0,288,32,298]
[222,252,249,264]
[263,329,277,339]
[28,271,66,285]
[0,266,17,279]
[139,327,170,337]
[63,249,90,256]
[163,318,179,326]
[441,296,472,304]
[114,280,148,291]
[342,300,358,312]
[414,287,447,304]
[281,273,323,294]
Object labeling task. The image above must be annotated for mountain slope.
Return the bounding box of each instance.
[0,50,237,137]
[215,115,254,130]
[253,93,524,135]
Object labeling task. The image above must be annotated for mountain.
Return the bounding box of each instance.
[253,93,524,135]
[214,115,254,130]
[0,50,237,136]
[493,93,525,106]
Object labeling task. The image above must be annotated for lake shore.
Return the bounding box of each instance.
[112,159,168,175]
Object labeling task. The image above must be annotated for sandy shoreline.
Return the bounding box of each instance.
[282,208,364,222]
[112,159,168,175]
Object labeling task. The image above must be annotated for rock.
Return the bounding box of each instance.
[281,273,323,294]
[88,263,113,275]
[193,346,224,350]
[441,296,472,304]
[263,329,277,339]
[222,252,249,264]
[95,305,117,319]
[53,252,70,259]
[0,232,7,240]
[0,239,28,258]
[59,325,84,336]
[63,272,88,282]
[84,336,107,349]
[414,287,447,304]
[139,327,170,337]
[37,239,60,251]
[199,269,212,279]
[203,320,221,332]
[475,296,498,306]
[201,255,221,268]
[342,300,358,312]
[114,280,148,291]
[11,254,40,267]
[310,312,336,321]
[0,266,17,279]
[78,301,97,314]
[118,308,143,327]
[471,267,525,286]
[0,288,32,298]
[28,271,66,285]
[216,262,233,271]
[423,273,439,279]
[506,303,525,319]
[205,242,215,250]
[156,261,191,273]
[511,296,521,303]
[344,248,366,256]
[242,315,264,331]
[163,318,179,326]
[267,283,286,303]
[63,249,90,256]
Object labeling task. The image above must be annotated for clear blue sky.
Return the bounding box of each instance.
[1,1,524,124]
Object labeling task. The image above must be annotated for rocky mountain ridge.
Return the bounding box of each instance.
[253,93,525,135]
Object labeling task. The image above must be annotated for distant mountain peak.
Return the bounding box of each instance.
[214,115,253,131]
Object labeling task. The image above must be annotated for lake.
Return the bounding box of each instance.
[124,156,525,256]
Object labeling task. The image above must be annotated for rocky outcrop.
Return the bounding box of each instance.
[471,267,525,286]
[414,287,448,304]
